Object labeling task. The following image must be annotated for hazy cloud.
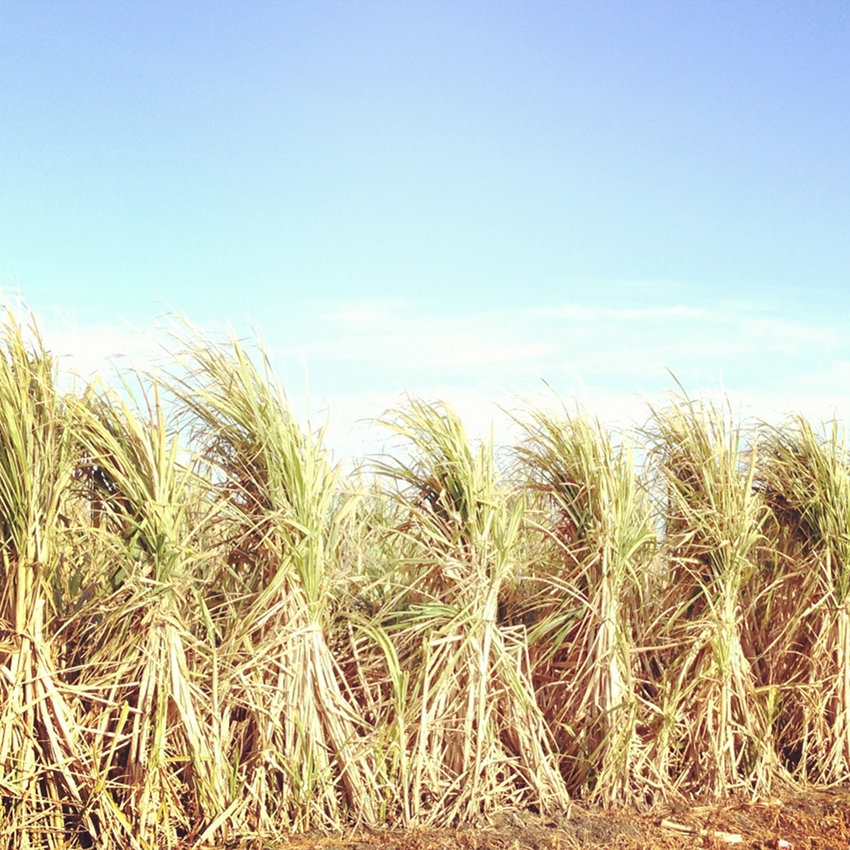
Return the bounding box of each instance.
[22,295,850,463]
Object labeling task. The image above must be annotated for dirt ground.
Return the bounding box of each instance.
[255,789,850,850]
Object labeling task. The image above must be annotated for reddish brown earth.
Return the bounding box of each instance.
[225,789,850,850]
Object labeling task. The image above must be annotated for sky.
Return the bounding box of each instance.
[1,1,848,460]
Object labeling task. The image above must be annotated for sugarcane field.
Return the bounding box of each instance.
[3,308,850,849]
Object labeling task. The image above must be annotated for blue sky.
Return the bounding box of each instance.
[1,1,848,458]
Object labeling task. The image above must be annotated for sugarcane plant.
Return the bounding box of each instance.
[0,312,114,850]
[372,397,570,823]
[759,416,850,782]
[171,327,378,831]
[645,393,779,796]
[9,303,850,845]
[513,401,657,804]
[70,376,228,847]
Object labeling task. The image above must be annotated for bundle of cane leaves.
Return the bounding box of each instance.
[513,403,657,804]
[0,310,116,850]
[71,377,229,846]
[324,471,419,824]
[730,524,809,785]
[759,416,850,782]
[373,397,569,824]
[171,328,377,831]
[645,393,779,796]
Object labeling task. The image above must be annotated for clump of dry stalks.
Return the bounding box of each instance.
[1,308,849,848]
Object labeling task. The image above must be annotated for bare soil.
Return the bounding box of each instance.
[237,789,850,850]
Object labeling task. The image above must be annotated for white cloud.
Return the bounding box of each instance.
[284,299,842,381]
[291,302,558,369]
[46,322,160,380]
[532,304,705,322]
[279,298,850,460]
[11,295,850,464]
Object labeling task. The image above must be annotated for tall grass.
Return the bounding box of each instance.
[371,397,569,822]
[759,416,850,782]
[71,378,225,846]
[644,394,780,796]
[0,313,106,850]
[171,328,379,830]
[513,403,656,804]
[2,308,850,846]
